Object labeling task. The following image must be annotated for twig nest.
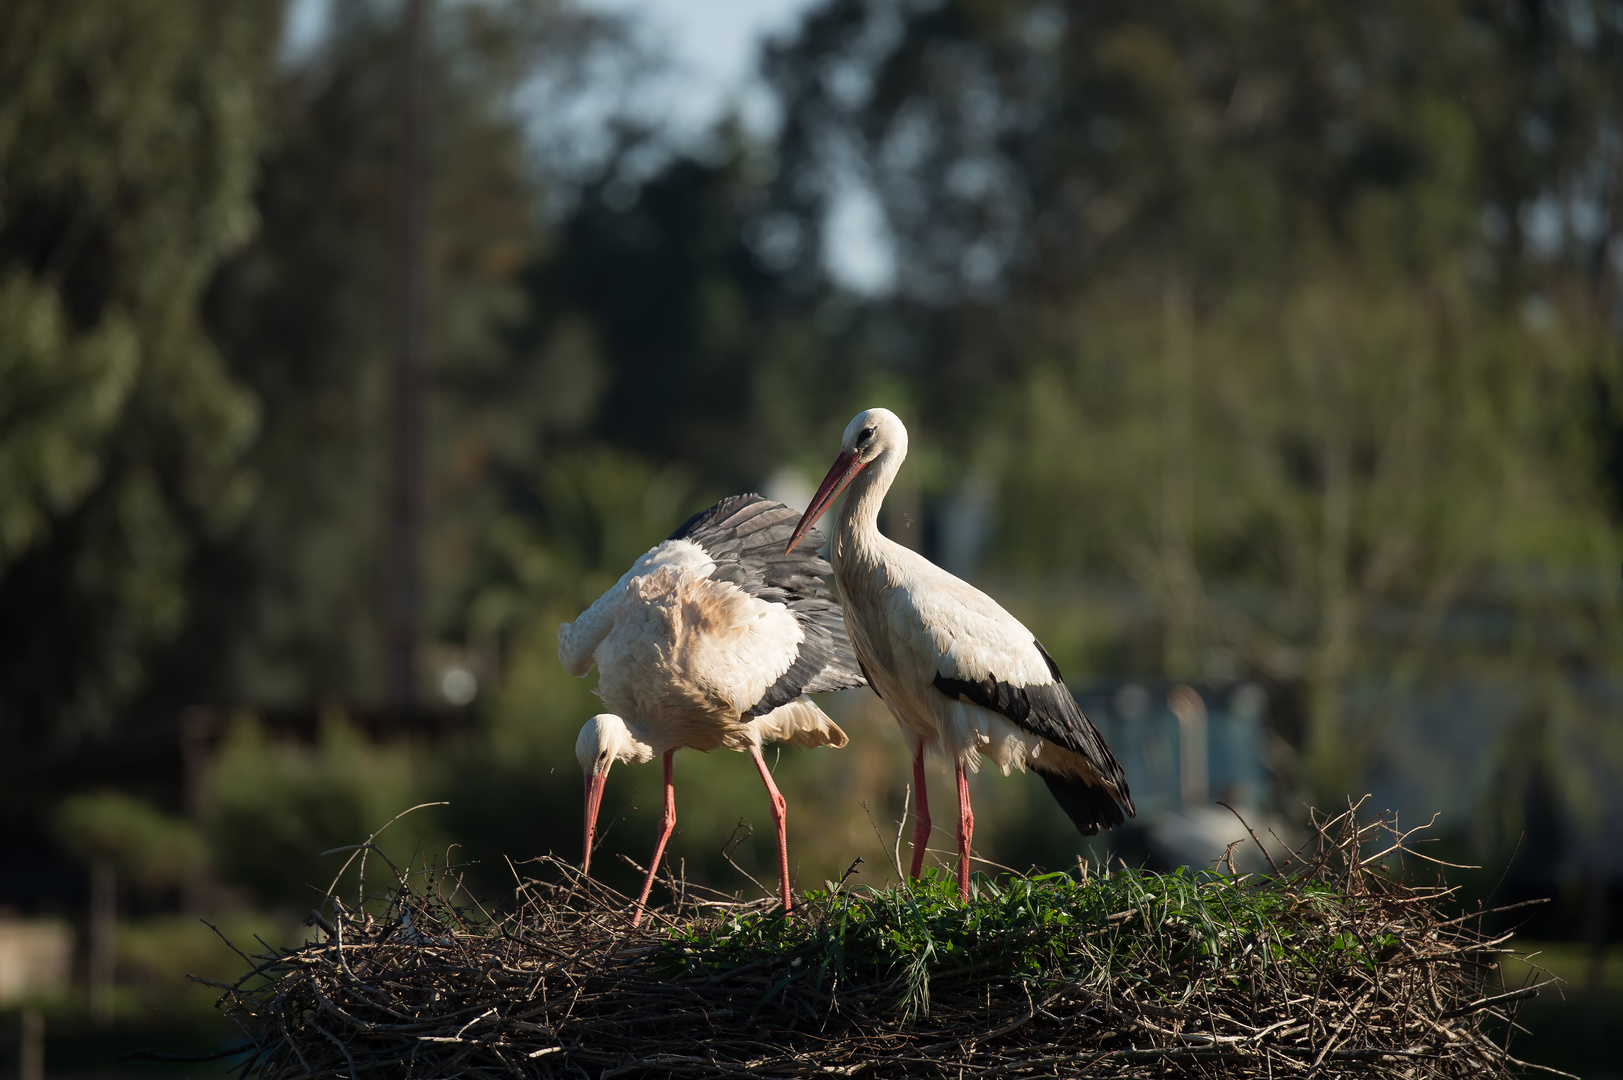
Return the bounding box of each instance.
[216,806,1554,1079]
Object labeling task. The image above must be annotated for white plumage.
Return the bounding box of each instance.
[563,494,864,924]
[559,539,714,677]
[787,408,1135,900]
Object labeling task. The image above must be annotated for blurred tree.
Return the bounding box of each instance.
[12,0,1620,912]
[766,0,1623,806]
[0,1,279,747]
[1000,273,1617,803]
[203,713,434,911]
[450,125,912,725]
[54,789,209,1019]
[186,0,613,709]
[520,136,889,491]
[442,448,692,897]
[54,791,207,897]
[118,0,897,724]
[769,0,1623,305]
[529,149,778,482]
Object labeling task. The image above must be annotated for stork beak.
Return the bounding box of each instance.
[582,772,608,876]
[787,450,864,553]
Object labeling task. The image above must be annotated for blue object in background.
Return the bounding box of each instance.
[1074,680,1272,819]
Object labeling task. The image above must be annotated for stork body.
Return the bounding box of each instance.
[564,494,864,923]
[788,409,1134,900]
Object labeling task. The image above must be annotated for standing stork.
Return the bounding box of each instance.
[561,494,865,924]
[787,408,1135,901]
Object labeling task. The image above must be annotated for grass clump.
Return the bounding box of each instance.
[670,865,1344,1022]
[203,802,1559,1079]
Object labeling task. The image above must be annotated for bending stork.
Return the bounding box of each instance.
[787,408,1135,901]
[562,494,865,924]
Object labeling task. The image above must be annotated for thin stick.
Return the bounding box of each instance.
[322,801,449,899]
[1217,800,1281,876]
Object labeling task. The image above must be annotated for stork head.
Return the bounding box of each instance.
[575,714,652,876]
[786,408,908,553]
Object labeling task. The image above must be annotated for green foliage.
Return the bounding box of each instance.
[991,272,1619,801]
[530,146,828,485]
[670,867,1373,1020]
[203,714,443,910]
[767,0,1623,812]
[0,274,137,567]
[5,0,1622,941]
[217,812,1529,1078]
[772,0,1617,299]
[198,1,595,708]
[53,791,207,894]
[473,448,700,632]
[0,0,276,744]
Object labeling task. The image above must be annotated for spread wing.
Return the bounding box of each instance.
[668,493,831,597]
[670,494,867,713]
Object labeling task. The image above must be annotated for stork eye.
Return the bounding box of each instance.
[858,427,874,444]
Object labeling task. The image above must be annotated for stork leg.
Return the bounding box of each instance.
[954,759,974,902]
[631,751,677,928]
[908,746,932,880]
[748,745,793,914]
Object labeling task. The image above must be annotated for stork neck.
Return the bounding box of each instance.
[619,725,658,765]
[836,448,902,562]
[608,717,659,765]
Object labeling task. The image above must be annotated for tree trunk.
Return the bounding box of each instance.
[88,858,116,1024]
[1160,274,1201,677]
[18,1009,42,1080]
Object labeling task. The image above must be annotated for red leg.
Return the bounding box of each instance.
[631,751,676,927]
[908,746,932,880]
[954,759,974,902]
[748,744,793,913]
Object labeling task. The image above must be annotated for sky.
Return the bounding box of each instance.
[280,0,894,292]
[590,0,895,291]
[583,0,807,132]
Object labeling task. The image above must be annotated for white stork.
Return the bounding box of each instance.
[561,494,866,924]
[786,408,1135,901]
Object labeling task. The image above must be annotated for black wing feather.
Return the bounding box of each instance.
[669,494,830,596]
[669,494,866,714]
[932,639,1134,835]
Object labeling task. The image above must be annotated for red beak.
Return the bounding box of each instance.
[582,772,607,876]
[786,450,864,553]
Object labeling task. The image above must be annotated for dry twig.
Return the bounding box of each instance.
[213,807,1557,1079]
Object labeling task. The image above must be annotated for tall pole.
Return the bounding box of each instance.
[88,860,116,1024]
[19,1009,43,1080]
[387,0,427,711]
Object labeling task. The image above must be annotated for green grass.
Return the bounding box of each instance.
[664,866,1384,1020]
[221,837,1536,1079]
